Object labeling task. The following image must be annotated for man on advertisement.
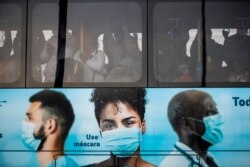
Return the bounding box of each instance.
[21,89,79,167]
[160,90,224,167]
[83,88,155,167]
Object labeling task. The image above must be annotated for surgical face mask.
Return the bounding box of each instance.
[102,127,141,157]
[21,121,42,151]
[187,114,224,145]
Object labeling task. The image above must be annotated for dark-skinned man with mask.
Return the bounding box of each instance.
[160,90,224,167]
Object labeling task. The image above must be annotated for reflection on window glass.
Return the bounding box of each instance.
[153,2,202,83]
[206,1,250,83]
[0,4,22,83]
[66,2,143,83]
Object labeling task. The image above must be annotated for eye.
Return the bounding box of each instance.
[26,115,32,121]
[124,120,135,127]
[206,108,218,116]
[102,122,115,130]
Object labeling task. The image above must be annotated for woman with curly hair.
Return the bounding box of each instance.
[83,88,155,167]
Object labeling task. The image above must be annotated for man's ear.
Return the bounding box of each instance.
[141,119,146,134]
[45,119,57,135]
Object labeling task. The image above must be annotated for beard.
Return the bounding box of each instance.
[34,122,45,139]
[33,122,46,151]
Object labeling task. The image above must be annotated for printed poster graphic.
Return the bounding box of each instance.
[0,88,249,166]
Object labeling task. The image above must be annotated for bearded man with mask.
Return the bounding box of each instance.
[160,90,224,167]
[21,89,79,167]
[83,88,155,167]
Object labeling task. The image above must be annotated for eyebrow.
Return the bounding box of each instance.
[102,116,137,123]
[26,113,31,117]
[102,119,115,123]
[122,116,137,122]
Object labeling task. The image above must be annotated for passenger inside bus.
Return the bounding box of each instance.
[0,29,20,83]
[153,1,250,84]
[39,31,77,83]
[30,2,143,85]
[35,25,142,83]
[104,25,142,82]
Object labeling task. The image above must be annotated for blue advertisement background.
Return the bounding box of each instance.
[144,88,250,166]
[0,88,250,166]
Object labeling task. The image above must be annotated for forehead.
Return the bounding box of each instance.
[27,101,43,117]
[203,95,216,106]
[191,92,214,105]
[100,102,141,121]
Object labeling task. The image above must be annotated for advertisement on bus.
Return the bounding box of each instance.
[0,88,250,166]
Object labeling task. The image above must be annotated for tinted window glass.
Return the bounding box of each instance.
[152,2,202,86]
[66,1,143,84]
[0,3,22,84]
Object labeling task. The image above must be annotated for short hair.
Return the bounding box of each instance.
[90,88,147,125]
[29,89,75,140]
[168,90,210,132]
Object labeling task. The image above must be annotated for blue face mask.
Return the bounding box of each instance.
[21,121,42,151]
[102,127,141,157]
[188,114,224,145]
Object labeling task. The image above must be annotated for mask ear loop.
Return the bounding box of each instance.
[185,117,204,138]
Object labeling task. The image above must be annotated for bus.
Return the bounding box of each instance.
[0,0,250,166]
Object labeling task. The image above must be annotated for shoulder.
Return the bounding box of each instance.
[64,156,80,167]
[81,164,96,167]
[142,160,157,167]
[47,156,80,167]
[160,150,191,167]
[94,158,113,167]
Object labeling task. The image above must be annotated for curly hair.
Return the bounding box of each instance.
[90,88,147,125]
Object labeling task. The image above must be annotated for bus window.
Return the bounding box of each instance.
[151,1,202,86]
[0,2,23,85]
[150,0,250,87]
[27,0,145,87]
[205,1,250,86]
[66,1,144,85]
[28,2,59,85]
